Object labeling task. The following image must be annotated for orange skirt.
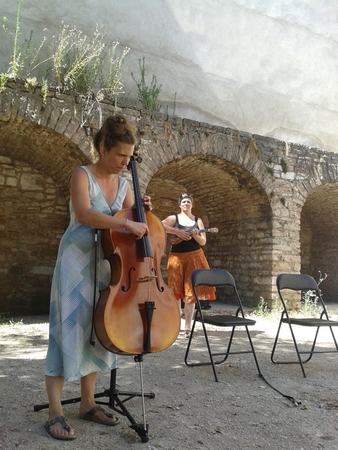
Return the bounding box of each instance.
[167,248,216,303]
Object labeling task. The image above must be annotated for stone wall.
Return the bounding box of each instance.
[0,156,68,313]
[1,81,338,314]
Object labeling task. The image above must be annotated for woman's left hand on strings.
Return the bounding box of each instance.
[142,195,152,211]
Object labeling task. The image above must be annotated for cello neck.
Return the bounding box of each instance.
[128,155,153,258]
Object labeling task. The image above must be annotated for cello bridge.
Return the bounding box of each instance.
[136,275,158,282]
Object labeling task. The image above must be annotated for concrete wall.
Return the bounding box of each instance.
[0,0,337,152]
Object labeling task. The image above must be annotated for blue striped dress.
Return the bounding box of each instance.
[45,166,128,381]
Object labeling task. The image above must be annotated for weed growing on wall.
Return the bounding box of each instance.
[101,42,130,104]
[0,73,8,92]
[132,57,162,111]
[2,0,24,79]
[1,0,166,125]
[300,271,328,316]
[51,23,106,93]
[2,0,47,84]
[254,297,269,316]
[1,1,131,109]
[257,272,328,317]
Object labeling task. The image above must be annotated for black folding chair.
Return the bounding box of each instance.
[271,273,338,377]
[184,269,262,382]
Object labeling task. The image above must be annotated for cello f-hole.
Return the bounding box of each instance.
[121,267,136,292]
[151,268,165,292]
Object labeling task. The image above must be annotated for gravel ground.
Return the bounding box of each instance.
[1,307,338,450]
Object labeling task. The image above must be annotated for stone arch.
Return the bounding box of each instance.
[2,83,338,313]
[0,114,90,314]
[301,182,338,303]
[0,117,91,195]
[147,154,273,305]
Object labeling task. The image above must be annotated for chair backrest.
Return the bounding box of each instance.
[276,273,327,313]
[277,273,319,292]
[192,269,236,289]
[192,268,246,315]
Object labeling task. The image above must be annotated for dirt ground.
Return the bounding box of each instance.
[1,306,338,450]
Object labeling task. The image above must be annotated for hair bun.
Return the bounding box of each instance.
[113,115,126,124]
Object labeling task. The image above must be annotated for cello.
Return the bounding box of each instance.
[94,152,181,355]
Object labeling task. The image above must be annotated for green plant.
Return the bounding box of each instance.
[40,77,48,104]
[254,297,269,316]
[2,0,24,78]
[300,289,321,315]
[100,42,130,105]
[0,315,8,324]
[173,91,177,115]
[165,92,178,116]
[26,34,48,79]
[0,316,23,326]
[248,138,260,155]
[131,57,162,111]
[49,23,130,121]
[252,296,283,319]
[2,0,49,85]
[0,0,136,129]
[0,72,8,91]
[280,157,288,173]
[271,296,283,314]
[78,42,130,127]
[300,271,327,316]
[266,166,274,176]
[51,22,105,92]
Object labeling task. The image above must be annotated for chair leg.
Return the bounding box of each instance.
[270,318,283,363]
[184,308,219,382]
[286,323,307,377]
[271,320,307,377]
[185,320,261,381]
[328,326,338,351]
[301,325,338,364]
[304,327,320,364]
[271,323,338,378]
[201,320,219,382]
[244,326,262,376]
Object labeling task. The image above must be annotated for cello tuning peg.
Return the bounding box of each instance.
[133,150,143,163]
[133,145,143,163]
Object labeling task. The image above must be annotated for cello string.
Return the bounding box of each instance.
[97,228,102,291]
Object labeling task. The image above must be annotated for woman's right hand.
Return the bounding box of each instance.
[178,229,191,241]
[127,220,149,240]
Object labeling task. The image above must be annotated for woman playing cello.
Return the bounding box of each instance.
[43,114,151,440]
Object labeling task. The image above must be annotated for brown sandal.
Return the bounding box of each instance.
[44,416,76,440]
[79,405,120,426]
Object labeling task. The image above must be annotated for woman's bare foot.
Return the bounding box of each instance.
[45,416,76,440]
